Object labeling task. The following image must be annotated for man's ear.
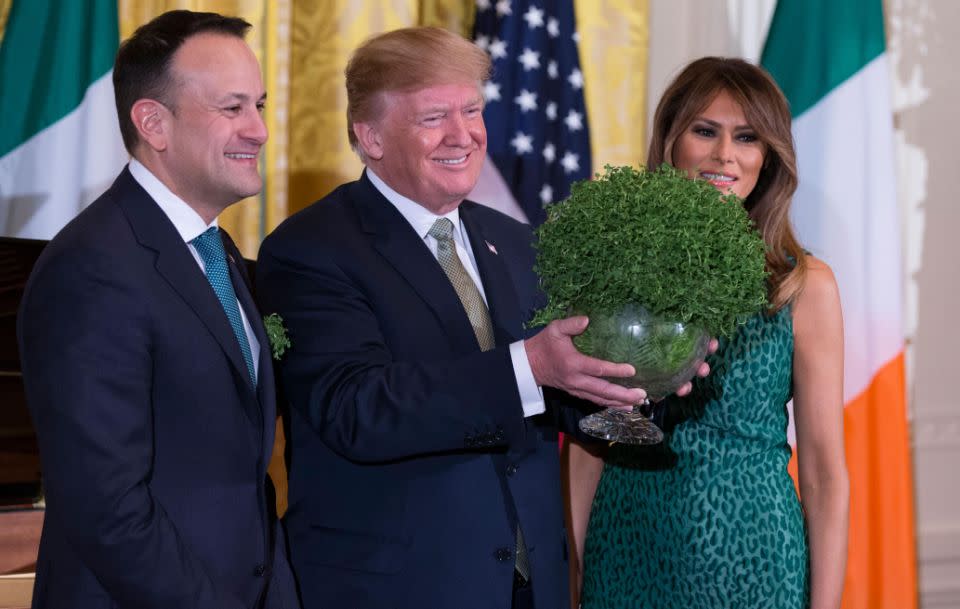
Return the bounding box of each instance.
[353,122,384,161]
[131,99,168,152]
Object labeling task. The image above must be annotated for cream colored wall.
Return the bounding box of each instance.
[648,1,958,607]
[888,1,960,606]
[646,0,775,142]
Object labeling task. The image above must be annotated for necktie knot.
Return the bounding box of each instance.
[427,216,495,352]
[428,217,455,242]
[191,226,225,262]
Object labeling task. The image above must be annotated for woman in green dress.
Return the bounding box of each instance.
[567,57,849,609]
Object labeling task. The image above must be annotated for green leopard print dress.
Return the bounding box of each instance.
[581,305,808,609]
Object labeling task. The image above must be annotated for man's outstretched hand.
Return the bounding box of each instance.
[525,317,720,407]
[524,316,645,409]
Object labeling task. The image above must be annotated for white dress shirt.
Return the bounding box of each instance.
[366,169,545,417]
[129,159,260,381]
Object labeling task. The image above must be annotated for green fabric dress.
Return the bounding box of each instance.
[581,305,808,609]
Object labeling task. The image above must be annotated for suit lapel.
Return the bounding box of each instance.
[460,205,523,345]
[461,205,538,456]
[352,174,480,354]
[227,253,274,403]
[227,254,275,452]
[114,169,260,420]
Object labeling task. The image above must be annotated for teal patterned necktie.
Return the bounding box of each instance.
[191,227,256,386]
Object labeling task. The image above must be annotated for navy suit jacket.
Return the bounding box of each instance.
[17,167,299,609]
[257,173,588,609]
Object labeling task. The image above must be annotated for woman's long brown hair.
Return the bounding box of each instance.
[648,56,806,311]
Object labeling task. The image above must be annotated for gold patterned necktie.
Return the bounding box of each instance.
[427,217,530,584]
[427,218,496,352]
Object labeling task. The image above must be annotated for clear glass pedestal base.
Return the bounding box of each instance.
[578,404,664,445]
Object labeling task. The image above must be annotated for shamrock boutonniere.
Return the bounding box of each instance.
[263,313,291,360]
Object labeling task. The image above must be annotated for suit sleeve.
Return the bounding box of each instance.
[542,387,607,444]
[18,248,245,609]
[256,240,528,463]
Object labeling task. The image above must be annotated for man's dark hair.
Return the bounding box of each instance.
[113,10,251,154]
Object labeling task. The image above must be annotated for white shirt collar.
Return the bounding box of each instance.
[128,158,216,244]
[366,168,465,244]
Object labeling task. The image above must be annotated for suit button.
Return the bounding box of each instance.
[253,564,265,577]
[506,464,518,477]
[495,547,513,562]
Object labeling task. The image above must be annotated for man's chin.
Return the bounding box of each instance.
[233,180,264,202]
[441,174,481,200]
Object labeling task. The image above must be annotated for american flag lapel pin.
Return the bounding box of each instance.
[485,240,498,255]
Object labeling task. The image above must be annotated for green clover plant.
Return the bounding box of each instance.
[531,164,768,339]
[263,313,291,361]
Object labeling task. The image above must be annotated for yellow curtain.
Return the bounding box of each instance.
[261,0,291,245]
[418,0,474,33]
[285,1,413,219]
[576,0,649,169]
[0,0,11,42]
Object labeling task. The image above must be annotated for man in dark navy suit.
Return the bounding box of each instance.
[18,10,298,609]
[256,27,649,609]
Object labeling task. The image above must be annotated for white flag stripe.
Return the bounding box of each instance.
[0,72,127,238]
[791,55,902,403]
[469,156,529,224]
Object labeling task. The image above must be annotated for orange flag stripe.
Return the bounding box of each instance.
[788,351,917,609]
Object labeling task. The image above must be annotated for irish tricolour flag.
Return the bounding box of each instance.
[0,0,127,238]
[762,1,917,608]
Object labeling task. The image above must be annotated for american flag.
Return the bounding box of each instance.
[473,0,592,226]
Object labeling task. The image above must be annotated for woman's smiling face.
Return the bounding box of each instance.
[672,89,766,200]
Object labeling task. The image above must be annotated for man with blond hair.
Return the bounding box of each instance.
[257,27,647,609]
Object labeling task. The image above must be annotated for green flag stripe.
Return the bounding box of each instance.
[0,0,118,158]
[761,0,885,118]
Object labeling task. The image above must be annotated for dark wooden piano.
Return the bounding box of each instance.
[0,237,46,607]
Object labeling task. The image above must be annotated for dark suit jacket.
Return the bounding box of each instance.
[256,173,587,609]
[17,167,299,609]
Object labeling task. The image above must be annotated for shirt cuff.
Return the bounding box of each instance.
[510,340,545,418]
